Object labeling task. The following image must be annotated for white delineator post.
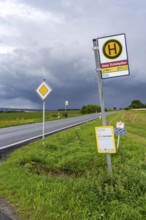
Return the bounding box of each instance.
[92,39,112,175]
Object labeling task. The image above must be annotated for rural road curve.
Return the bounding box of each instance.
[0,113,106,151]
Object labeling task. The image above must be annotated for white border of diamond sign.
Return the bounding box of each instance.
[36,81,52,100]
[97,33,130,79]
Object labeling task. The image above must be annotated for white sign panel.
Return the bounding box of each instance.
[116,121,125,129]
[95,126,116,153]
[97,33,130,79]
[65,101,69,106]
[36,80,52,100]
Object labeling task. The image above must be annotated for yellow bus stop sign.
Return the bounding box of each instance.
[97,33,130,78]
[103,39,122,59]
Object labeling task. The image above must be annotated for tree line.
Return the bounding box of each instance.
[80,100,146,114]
[126,100,146,109]
[80,104,107,114]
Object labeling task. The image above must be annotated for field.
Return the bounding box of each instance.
[0,110,81,128]
[0,110,146,219]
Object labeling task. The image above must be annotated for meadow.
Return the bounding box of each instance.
[0,110,81,128]
[0,110,145,220]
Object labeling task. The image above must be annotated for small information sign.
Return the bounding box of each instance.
[114,128,126,136]
[116,121,125,129]
[95,126,116,153]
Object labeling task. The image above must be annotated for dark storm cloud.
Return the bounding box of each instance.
[0,46,97,109]
[0,0,146,109]
[102,75,146,109]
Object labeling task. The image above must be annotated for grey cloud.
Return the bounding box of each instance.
[0,0,145,110]
[0,46,96,109]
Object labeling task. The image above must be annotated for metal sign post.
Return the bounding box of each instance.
[36,79,52,145]
[65,100,69,111]
[117,135,120,150]
[93,39,113,175]
[42,100,45,145]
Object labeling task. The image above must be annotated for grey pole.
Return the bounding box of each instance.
[93,39,112,175]
[42,100,45,145]
[117,135,120,150]
[65,102,66,112]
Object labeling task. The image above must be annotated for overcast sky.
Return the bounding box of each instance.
[0,0,146,110]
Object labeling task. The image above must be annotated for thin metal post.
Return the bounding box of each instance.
[65,103,66,111]
[117,135,120,150]
[93,39,112,175]
[42,100,45,145]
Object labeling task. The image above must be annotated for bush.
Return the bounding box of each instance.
[80,104,101,114]
[128,100,145,109]
[62,112,68,118]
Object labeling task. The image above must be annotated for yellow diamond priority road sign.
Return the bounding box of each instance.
[36,80,52,100]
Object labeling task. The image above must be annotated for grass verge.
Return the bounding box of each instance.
[0,110,146,220]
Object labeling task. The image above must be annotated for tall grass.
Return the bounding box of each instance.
[0,111,145,219]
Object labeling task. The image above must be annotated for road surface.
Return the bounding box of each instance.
[0,113,105,152]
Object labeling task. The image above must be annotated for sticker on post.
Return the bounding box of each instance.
[95,126,116,153]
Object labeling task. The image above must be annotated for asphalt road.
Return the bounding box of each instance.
[0,113,103,151]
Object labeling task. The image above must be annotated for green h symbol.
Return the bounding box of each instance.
[108,43,117,55]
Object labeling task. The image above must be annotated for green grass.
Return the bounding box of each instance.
[0,110,81,128]
[0,110,146,219]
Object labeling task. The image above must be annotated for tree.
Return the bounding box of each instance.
[128,100,144,109]
[80,104,101,114]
